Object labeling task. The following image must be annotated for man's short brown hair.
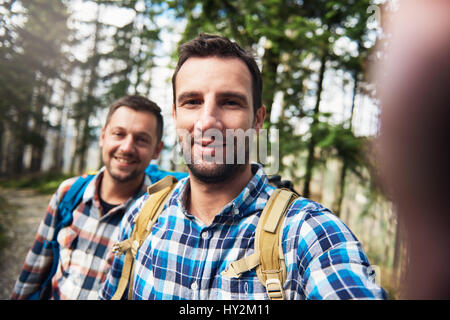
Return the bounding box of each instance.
[105,95,163,142]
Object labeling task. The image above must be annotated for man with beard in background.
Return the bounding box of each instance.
[12,95,165,299]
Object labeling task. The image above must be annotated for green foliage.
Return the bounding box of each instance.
[318,123,367,178]
[0,172,72,194]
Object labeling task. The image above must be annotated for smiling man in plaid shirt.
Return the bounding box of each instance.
[101,34,387,300]
[12,95,165,300]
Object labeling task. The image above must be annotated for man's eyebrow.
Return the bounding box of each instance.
[107,125,124,131]
[109,126,153,139]
[217,92,249,104]
[135,131,152,139]
[177,91,201,103]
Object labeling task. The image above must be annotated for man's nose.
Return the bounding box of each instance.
[119,134,135,153]
[196,98,223,133]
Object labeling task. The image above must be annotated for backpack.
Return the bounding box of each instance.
[28,173,96,300]
[145,164,188,182]
[111,176,298,300]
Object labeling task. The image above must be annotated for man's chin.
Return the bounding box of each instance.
[108,168,142,183]
[187,162,246,184]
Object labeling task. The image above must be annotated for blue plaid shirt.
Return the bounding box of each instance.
[101,163,386,300]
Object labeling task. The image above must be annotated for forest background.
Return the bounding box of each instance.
[0,0,405,298]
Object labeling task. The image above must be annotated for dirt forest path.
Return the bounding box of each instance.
[0,187,52,299]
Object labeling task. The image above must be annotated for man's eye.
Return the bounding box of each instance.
[223,100,240,107]
[137,137,150,144]
[182,99,202,106]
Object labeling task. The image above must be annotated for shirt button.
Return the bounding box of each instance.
[201,231,209,240]
[191,281,198,290]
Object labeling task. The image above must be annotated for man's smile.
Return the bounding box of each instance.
[113,155,138,166]
[193,139,225,157]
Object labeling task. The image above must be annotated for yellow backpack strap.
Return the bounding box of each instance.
[255,189,297,300]
[111,175,178,300]
[221,188,297,300]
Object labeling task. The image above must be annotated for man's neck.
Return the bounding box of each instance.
[99,172,143,205]
[187,165,254,226]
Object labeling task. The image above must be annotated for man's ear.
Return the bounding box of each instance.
[254,105,266,133]
[152,141,164,160]
[99,126,106,148]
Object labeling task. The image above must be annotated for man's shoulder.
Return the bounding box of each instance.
[282,196,357,247]
[284,197,348,231]
[54,175,81,198]
[53,173,98,204]
[287,197,330,216]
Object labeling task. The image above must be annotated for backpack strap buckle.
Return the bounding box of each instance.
[221,252,260,279]
[265,278,284,300]
[112,239,132,256]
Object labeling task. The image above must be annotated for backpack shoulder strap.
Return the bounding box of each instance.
[221,188,297,300]
[55,173,96,230]
[111,175,178,300]
[255,188,297,300]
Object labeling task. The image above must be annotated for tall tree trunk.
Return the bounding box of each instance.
[77,7,101,174]
[261,46,279,127]
[30,79,52,172]
[70,118,80,175]
[8,126,26,176]
[0,120,4,175]
[303,53,327,198]
[51,108,65,173]
[8,95,30,176]
[348,71,358,130]
[333,161,348,218]
[133,40,143,95]
[29,81,43,173]
[77,116,90,174]
[333,72,359,216]
[71,70,87,175]
[51,80,70,173]
[392,214,405,290]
